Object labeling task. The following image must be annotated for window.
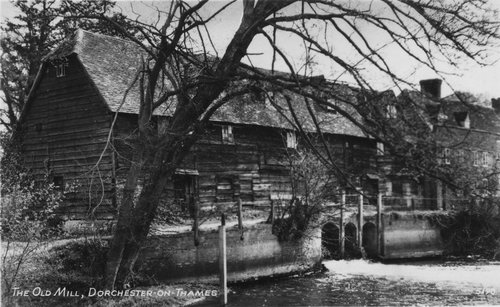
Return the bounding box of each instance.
[325,98,337,113]
[221,125,234,144]
[376,142,384,155]
[286,131,297,149]
[454,112,470,128]
[482,151,490,167]
[385,181,393,196]
[463,115,470,129]
[386,104,397,119]
[35,123,43,133]
[442,148,450,165]
[55,63,67,77]
[473,151,480,167]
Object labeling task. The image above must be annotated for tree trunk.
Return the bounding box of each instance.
[105,150,143,289]
[114,168,171,286]
[105,140,186,289]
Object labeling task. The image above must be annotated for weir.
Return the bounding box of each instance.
[136,193,446,283]
[321,210,445,260]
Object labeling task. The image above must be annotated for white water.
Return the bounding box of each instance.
[324,259,500,290]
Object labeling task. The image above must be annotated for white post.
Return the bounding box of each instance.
[358,189,363,249]
[219,216,227,306]
[340,190,345,258]
[377,193,383,256]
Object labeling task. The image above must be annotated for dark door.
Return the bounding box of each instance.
[173,175,196,214]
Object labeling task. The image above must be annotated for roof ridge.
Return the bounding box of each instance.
[78,28,135,45]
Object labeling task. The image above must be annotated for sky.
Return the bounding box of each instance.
[0,0,499,100]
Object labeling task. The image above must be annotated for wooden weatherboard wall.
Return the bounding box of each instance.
[19,54,117,221]
[17,30,380,224]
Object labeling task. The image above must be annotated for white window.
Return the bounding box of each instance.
[55,63,67,77]
[222,125,234,144]
[376,142,385,155]
[482,152,490,167]
[463,115,470,129]
[286,131,297,149]
[442,148,450,165]
[386,104,397,119]
[473,151,480,167]
[385,181,393,196]
[325,98,337,112]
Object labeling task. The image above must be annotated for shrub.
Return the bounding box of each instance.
[1,136,65,301]
[441,200,500,258]
[45,239,108,291]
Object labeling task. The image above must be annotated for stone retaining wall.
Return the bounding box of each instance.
[138,223,322,283]
[382,213,444,259]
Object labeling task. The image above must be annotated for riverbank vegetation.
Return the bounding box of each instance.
[1,236,206,307]
[440,201,500,259]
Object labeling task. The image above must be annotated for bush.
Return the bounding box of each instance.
[441,203,500,258]
[1,136,65,301]
[45,239,108,291]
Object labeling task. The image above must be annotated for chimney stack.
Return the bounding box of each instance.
[492,98,500,114]
[419,79,442,98]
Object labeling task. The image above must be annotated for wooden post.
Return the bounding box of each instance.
[270,200,274,224]
[436,180,443,210]
[219,214,227,306]
[237,197,243,230]
[193,196,199,246]
[377,193,383,256]
[340,190,345,259]
[358,189,363,249]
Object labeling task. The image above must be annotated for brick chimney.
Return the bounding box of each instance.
[419,79,442,98]
[492,98,500,114]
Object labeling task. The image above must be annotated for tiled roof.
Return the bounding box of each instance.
[43,29,367,137]
[396,90,500,135]
[45,30,149,115]
[441,93,500,133]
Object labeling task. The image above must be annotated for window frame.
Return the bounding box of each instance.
[473,151,480,167]
[482,151,490,167]
[55,63,67,78]
[386,104,397,119]
[221,125,234,144]
[286,131,297,149]
[443,147,451,165]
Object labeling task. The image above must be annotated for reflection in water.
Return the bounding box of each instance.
[194,259,500,306]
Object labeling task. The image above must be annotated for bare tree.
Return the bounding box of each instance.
[65,0,499,288]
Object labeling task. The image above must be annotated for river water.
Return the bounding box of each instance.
[195,259,500,306]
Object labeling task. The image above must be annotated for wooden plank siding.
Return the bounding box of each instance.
[20,54,116,220]
[112,115,378,213]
